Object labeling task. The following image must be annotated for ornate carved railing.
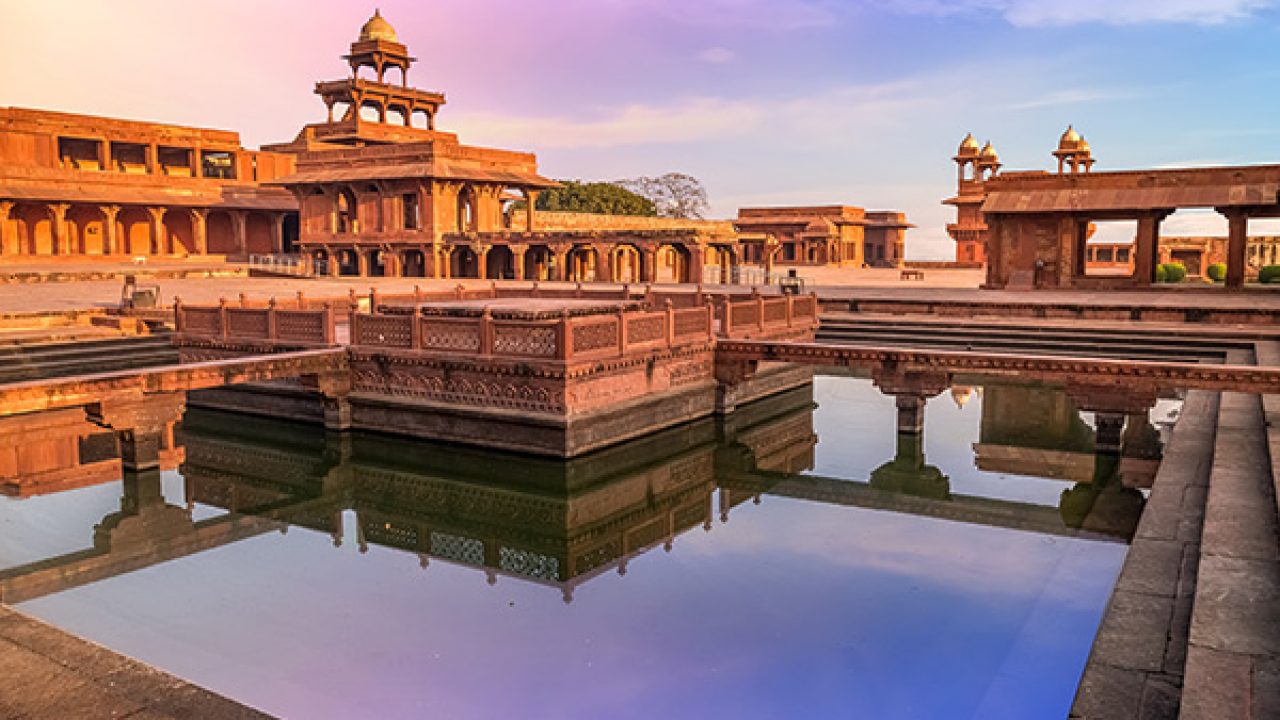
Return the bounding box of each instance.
[175,299,335,346]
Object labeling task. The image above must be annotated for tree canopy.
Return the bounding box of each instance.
[616,173,710,220]
[534,180,657,216]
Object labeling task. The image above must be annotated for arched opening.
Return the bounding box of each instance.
[66,205,106,255]
[206,211,235,255]
[244,212,273,255]
[14,204,54,255]
[359,101,384,124]
[385,65,407,86]
[411,109,432,130]
[331,102,352,123]
[355,64,379,82]
[525,245,554,280]
[387,105,409,127]
[485,245,515,280]
[655,244,691,283]
[401,249,426,278]
[452,246,479,278]
[163,209,194,255]
[456,185,478,233]
[612,244,643,284]
[337,249,360,276]
[337,188,358,234]
[117,207,152,256]
[366,249,386,277]
[566,245,600,282]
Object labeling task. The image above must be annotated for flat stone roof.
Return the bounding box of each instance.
[389,297,645,319]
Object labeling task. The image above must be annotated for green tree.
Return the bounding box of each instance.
[532,180,657,216]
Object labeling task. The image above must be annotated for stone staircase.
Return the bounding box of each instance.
[1069,345,1280,719]
[0,334,178,384]
[819,313,1253,363]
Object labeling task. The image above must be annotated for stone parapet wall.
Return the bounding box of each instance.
[510,210,734,236]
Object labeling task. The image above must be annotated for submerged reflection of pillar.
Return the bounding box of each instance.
[870,431,950,500]
[1095,412,1126,455]
[896,394,927,435]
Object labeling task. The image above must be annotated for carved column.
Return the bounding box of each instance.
[50,203,70,255]
[189,208,208,255]
[554,247,571,282]
[102,205,120,255]
[270,212,285,254]
[0,201,11,256]
[476,244,490,280]
[872,369,952,436]
[146,207,167,255]
[230,210,248,258]
[357,250,369,277]
[641,248,657,283]
[511,244,527,281]
[525,191,538,232]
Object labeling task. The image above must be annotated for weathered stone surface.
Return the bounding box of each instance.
[1071,664,1145,720]
[1090,591,1175,672]
[1181,647,1254,720]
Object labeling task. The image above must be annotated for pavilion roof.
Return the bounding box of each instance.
[269,159,557,189]
[983,184,1280,214]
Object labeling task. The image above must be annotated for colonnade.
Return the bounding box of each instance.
[0,200,292,258]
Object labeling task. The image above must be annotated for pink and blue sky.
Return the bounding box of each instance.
[4,1,1280,258]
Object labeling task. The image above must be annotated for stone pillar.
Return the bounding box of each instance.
[641,248,657,283]
[102,205,120,255]
[230,210,248,258]
[476,245,489,280]
[191,148,202,178]
[1133,213,1162,285]
[50,203,70,255]
[99,140,112,172]
[1223,209,1248,289]
[146,207,167,255]
[302,374,353,432]
[512,245,527,281]
[86,394,186,472]
[270,212,285,254]
[146,143,158,175]
[554,248,570,282]
[357,250,370,277]
[189,208,208,255]
[525,191,538,232]
[0,201,12,256]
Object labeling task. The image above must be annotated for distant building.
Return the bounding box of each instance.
[734,206,912,272]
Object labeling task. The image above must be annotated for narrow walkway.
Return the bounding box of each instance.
[0,606,270,719]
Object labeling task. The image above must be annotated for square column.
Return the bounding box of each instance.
[0,201,11,256]
[1223,210,1248,289]
[1133,213,1162,285]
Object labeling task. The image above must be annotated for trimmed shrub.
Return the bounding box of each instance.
[1259,265,1280,284]
[1206,263,1227,282]
[1161,262,1187,283]
[1155,264,1168,283]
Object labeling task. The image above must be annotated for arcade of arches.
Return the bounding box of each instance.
[0,201,293,259]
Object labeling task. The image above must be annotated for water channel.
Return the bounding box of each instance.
[0,375,1170,719]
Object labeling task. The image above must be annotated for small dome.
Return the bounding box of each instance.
[1059,125,1085,151]
[979,141,999,161]
[359,9,398,43]
[957,133,981,157]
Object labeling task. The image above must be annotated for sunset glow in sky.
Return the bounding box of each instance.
[5,1,1280,258]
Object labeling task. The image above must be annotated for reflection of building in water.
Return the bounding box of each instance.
[0,408,182,497]
[973,381,1164,489]
[179,385,820,601]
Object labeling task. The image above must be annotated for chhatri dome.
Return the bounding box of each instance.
[957,133,981,157]
[980,141,999,162]
[1059,125,1086,151]
[359,9,399,43]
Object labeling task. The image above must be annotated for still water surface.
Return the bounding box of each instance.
[0,376,1144,719]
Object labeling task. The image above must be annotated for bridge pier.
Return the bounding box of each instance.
[85,393,186,471]
[872,369,951,436]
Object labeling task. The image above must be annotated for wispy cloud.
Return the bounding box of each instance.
[884,0,1276,26]
[611,0,840,29]
[697,47,737,64]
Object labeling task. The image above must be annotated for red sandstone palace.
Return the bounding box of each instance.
[0,11,909,279]
[947,127,1280,288]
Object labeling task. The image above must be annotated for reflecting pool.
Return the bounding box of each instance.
[0,375,1152,719]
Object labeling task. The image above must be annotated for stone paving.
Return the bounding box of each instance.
[0,606,270,719]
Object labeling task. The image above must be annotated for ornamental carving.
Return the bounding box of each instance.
[627,316,665,344]
[494,325,557,357]
[572,320,618,353]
